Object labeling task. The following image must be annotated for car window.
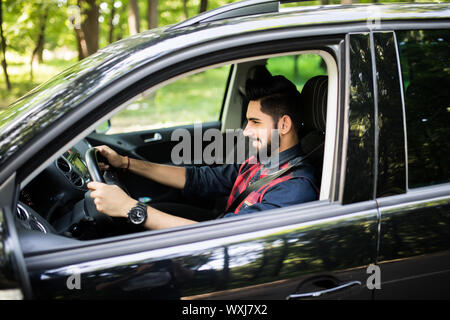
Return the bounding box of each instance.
[397,29,450,188]
[107,65,231,134]
[266,54,328,92]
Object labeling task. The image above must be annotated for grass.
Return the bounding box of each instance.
[109,66,231,133]
[0,56,76,109]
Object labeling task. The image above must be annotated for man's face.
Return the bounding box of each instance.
[243,100,277,153]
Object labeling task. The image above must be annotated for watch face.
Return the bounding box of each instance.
[129,207,147,224]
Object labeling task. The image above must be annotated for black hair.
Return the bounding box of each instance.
[245,68,303,135]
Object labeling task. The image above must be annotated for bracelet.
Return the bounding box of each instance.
[124,156,130,171]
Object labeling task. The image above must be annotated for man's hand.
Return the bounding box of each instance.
[87,181,198,230]
[95,145,127,170]
[87,182,136,218]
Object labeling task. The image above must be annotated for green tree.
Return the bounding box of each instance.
[29,3,49,79]
[0,0,11,90]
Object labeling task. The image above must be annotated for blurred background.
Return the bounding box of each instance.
[0,0,446,109]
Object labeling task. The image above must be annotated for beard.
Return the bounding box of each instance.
[254,133,279,164]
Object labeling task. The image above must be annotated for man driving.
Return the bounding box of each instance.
[87,72,318,230]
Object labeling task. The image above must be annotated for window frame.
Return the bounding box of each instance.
[17,36,345,260]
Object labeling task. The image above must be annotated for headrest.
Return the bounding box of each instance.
[301,75,328,133]
[247,65,272,80]
[239,64,271,98]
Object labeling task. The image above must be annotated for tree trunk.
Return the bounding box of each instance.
[147,0,158,29]
[69,4,86,60]
[74,26,88,60]
[108,0,116,43]
[0,1,11,90]
[128,0,140,35]
[183,0,189,20]
[30,7,49,80]
[199,0,208,13]
[80,0,99,55]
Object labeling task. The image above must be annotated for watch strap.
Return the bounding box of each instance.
[135,201,147,211]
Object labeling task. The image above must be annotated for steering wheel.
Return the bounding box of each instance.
[85,147,106,183]
[84,147,130,231]
[85,147,130,193]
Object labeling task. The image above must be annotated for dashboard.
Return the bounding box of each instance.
[14,137,171,253]
[17,139,94,243]
[56,146,91,191]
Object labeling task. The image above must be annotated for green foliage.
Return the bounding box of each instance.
[2,0,448,57]
[0,0,447,108]
[109,65,231,133]
[3,0,74,54]
[0,56,76,107]
[0,0,244,108]
[267,54,327,91]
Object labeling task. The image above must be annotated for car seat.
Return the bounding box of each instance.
[299,75,328,187]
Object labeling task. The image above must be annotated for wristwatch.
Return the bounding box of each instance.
[127,202,148,225]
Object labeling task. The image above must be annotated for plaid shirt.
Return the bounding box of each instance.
[183,144,318,218]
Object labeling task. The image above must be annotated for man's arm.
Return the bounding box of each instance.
[96,145,186,189]
[127,158,186,190]
[144,206,197,230]
[87,182,197,230]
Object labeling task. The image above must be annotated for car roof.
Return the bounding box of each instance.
[0,2,449,173]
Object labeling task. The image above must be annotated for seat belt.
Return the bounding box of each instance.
[217,142,323,219]
[215,161,304,219]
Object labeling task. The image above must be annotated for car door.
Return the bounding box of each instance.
[374,29,450,299]
[0,174,32,299]
[20,32,381,300]
[24,201,378,300]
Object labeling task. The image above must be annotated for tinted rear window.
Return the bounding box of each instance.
[397,29,450,188]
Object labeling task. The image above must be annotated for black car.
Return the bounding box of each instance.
[0,0,449,300]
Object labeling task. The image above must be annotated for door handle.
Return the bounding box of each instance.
[286,280,361,300]
[144,132,162,143]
